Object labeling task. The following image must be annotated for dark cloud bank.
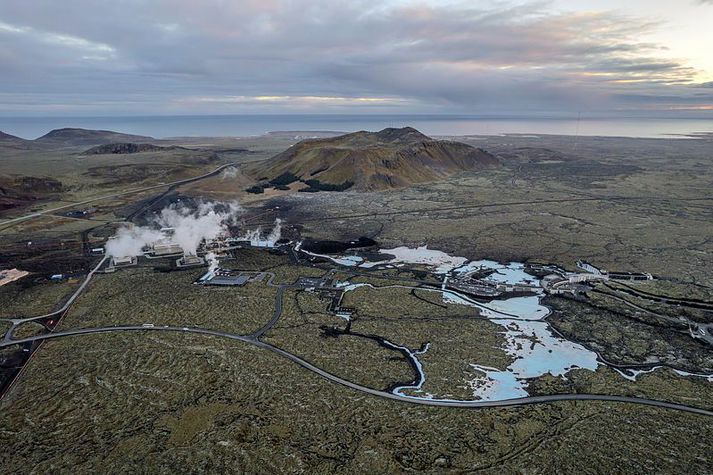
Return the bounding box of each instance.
[0,0,711,116]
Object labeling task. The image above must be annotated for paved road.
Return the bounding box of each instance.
[0,163,237,229]
[605,281,713,311]
[2,325,711,417]
[1,256,110,344]
[2,236,711,416]
[250,285,289,339]
[592,288,713,347]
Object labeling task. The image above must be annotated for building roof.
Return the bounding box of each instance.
[205,274,250,286]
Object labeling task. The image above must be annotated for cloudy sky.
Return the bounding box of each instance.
[1,0,712,117]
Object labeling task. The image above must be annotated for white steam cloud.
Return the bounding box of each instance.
[156,201,242,255]
[105,200,243,258]
[205,252,219,274]
[239,218,283,247]
[105,201,285,262]
[267,218,282,245]
[104,226,164,258]
[221,166,238,180]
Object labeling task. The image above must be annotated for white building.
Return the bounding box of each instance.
[111,255,136,266]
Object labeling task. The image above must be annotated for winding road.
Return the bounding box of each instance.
[3,253,712,416]
[1,324,711,416]
[1,216,712,416]
[0,162,237,230]
[1,256,109,339]
[250,285,289,339]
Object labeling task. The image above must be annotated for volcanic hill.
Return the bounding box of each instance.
[0,131,25,142]
[82,143,184,155]
[0,131,28,149]
[248,127,498,191]
[35,128,155,146]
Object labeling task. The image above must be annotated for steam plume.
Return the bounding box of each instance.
[156,201,242,255]
[221,166,238,180]
[105,225,163,258]
[205,252,219,274]
[106,200,243,258]
[239,218,283,247]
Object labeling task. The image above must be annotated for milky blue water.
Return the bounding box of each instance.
[1,114,711,139]
[323,245,713,401]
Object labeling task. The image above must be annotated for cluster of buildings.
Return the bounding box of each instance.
[576,261,655,282]
[109,227,204,270]
[542,261,655,295]
[446,260,656,299]
[198,269,251,286]
[108,226,285,270]
[326,287,355,320]
[447,276,540,299]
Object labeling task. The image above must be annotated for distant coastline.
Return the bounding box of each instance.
[0,114,711,140]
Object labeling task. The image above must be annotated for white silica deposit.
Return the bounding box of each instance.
[377,246,468,274]
[319,244,712,402]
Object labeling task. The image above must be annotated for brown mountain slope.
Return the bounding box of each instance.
[0,176,63,212]
[248,127,498,191]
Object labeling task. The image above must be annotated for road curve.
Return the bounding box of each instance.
[250,284,289,339]
[0,163,237,229]
[4,256,109,334]
[2,325,711,417]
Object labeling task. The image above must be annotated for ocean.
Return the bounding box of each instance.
[0,114,711,140]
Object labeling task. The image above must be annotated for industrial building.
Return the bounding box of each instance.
[567,273,608,284]
[447,276,539,298]
[152,242,183,256]
[148,228,183,256]
[576,260,655,282]
[335,307,355,320]
[608,272,655,282]
[202,274,250,286]
[495,283,540,294]
[448,279,500,297]
[111,255,137,267]
[176,254,204,267]
[577,260,606,275]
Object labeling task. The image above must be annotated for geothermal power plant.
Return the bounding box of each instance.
[105,202,283,273]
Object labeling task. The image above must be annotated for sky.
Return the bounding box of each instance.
[1,0,712,117]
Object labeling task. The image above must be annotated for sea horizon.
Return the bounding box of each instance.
[1,113,711,140]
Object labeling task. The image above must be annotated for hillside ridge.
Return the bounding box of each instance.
[82,142,185,155]
[0,130,26,142]
[249,127,498,191]
[35,127,155,146]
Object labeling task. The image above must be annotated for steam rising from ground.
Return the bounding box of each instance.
[156,201,242,255]
[205,252,219,273]
[220,166,238,180]
[105,226,164,258]
[105,201,285,259]
[239,218,282,247]
[105,200,243,258]
[267,217,282,245]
